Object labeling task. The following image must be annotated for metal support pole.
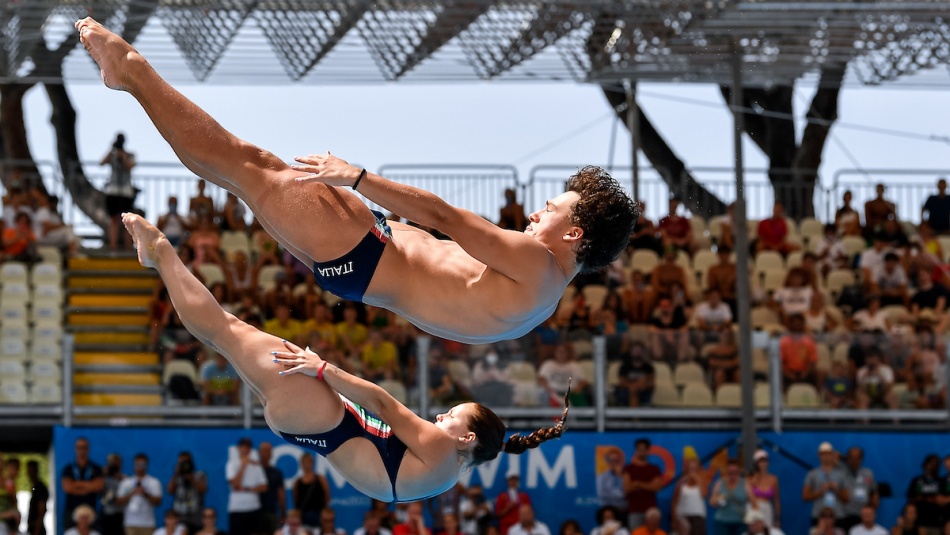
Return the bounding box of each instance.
[593,336,607,432]
[624,79,641,202]
[769,340,783,433]
[417,336,431,418]
[731,48,758,470]
[63,334,74,428]
[242,378,252,429]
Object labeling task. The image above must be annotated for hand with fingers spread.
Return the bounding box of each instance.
[273,340,325,377]
[291,152,361,186]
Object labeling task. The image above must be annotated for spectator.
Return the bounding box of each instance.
[157,196,190,248]
[259,442,286,534]
[226,438,267,535]
[629,200,662,255]
[630,508,665,535]
[890,504,919,535]
[361,328,399,382]
[496,475,531,535]
[26,459,48,535]
[61,437,104,531]
[195,508,224,535]
[355,512,393,535]
[0,459,18,534]
[278,509,309,535]
[31,191,79,256]
[805,293,839,340]
[2,211,37,262]
[750,450,781,529]
[622,270,653,325]
[922,178,950,233]
[614,342,655,407]
[315,508,346,535]
[711,202,736,251]
[810,508,845,535]
[841,448,878,532]
[101,453,126,535]
[671,454,707,535]
[658,198,696,256]
[154,510,186,535]
[742,509,783,535]
[293,453,330,529]
[116,453,163,535]
[823,361,854,409]
[597,448,628,509]
[803,442,850,527]
[168,451,208,534]
[459,484,493,535]
[200,350,241,406]
[871,253,909,307]
[393,502,431,535]
[428,346,467,406]
[220,193,248,233]
[264,303,304,343]
[848,506,887,535]
[907,454,942,534]
[65,505,101,535]
[859,238,894,292]
[188,179,215,223]
[706,247,738,316]
[649,297,692,363]
[101,132,136,251]
[800,253,822,290]
[159,311,203,365]
[301,303,340,350]
[710,459,752,535]
[507,505,550,535]
[498,189,528,231]
[772,268,814,325]
[855,349,896,410]
[757,202,800,256]
[336,305,369,355]
[817,224,849,277]
[865,185,897,235]
[694,289,733,341]
[538,343,586,406]
[558,520,582,535]
[226,252,258,302]
[624,438,663,530]
[651,247,689,301]
[706,326,740,389]
[779,314,818,388]
[591,507,630,535]
[910,269,947,328]
[848,297,890,334]
[470,351,515,406]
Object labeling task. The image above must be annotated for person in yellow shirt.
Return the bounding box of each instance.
[336,306,368,354]
[263,303,304,343]
[360,329,398,382]
[300,302,338,348]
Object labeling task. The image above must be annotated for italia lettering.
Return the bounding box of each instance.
[295,437,328,448]
[317,262,355,277]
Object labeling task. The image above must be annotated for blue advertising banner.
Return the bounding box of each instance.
[53,427,949,535]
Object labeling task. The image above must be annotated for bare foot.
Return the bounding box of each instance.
[75,17,143,91]
[121,213,168,269]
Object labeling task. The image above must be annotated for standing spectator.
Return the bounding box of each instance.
[101,132,136,251]
[195,508,224,535]
[200,350,241,406]
[315,508,346,535]
[61,437,104,531]
[277,509,309,535]
[629,200,662,255]
[848,506,887,535]
[890,504,919,535]
[671,454,707,535]
[26,459,49,535]
[779,314,818,388]
[188,180,216,223]
[624,438,663,530]
[597,448,628,509]
[841,448,878,533]
[757,202,800,256]
[630,508,666,535]
[156,197,190,248]
[355,512,393,535]
[101,453,126,535]
[293,453,330,529]
[803,443,850,527]
[0,459,18,534]
[855,350,896,410]
[258,442,286,535]
[922,178,950,234]
[116,453,163,535]
[614,342,655,407]
[220,193,248,233]
[154,510,186,535]
[749,450,781,529]
[393,502,431,535]
[65,506,101,535]
[168,451,208,535]
[507,505,550,535]
[706,247,738,316]
[459,484,493,535]
[710,459,753,535]
[591,507,630,535]
[810,508,845,535]
[226,438,267,535]
[835,191,862,237]
[659,198,696,256]
[864,185,897,235]
[907,454,942,535]
[498,189,528,231]
[496,475,530,535]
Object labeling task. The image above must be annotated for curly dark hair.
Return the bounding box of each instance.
[466,384,571,465]
[566,166,639,272]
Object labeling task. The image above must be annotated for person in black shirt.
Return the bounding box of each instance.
[168,451,208,534]
[27,460,48,535]
[907,453,942,533]
[922,178,950,234]
[258,442,286,534]
[911,269,947,317]
[61,437,104,530]
[649,297,690,363]
[614,342,654,407]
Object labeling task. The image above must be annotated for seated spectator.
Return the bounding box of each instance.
[871,253,909,307]
[805,293,839,340]
[31,191,79,256]
[561,292,593,341]
[263,303,304,344]
[195,508,224,535]
[706,326,740,389]
[508,505,550,535]
[595,291,629,342]
[907,455,943,534]
[225,251,257,301]
[757,202,800,256]
[336,305,369,354]
[361,328,398,382]
[855,348,896,410]
[470,351,515,406]
[315,508,346,535]
[220,193,248,233]
[772,268,814,325]
[200,350,240,406]
[278,509,310,535]
[659,198,696,256]
[159,310,203,365]
[154,510,186,535]
[459,484,493,535]
[538,343,586,406]
[651,247,689,301]
[614,342,655,407]
[437,514,462,535]
[823,360,854,408]
[743,509,783,535]
[910,269,948,329]
[188,179,215,223]
[890,504,919,535]
[428,346,466,406]
[65,505,101,535]
[497,188,527,231]
[836,190,862,237]
[799,253,822,290]
[779,314,818,388]
[157,196,190,248]
[809,508,844,535]
[629,200,662,255]
[355,512,393,535]
[2,211,37,262]
[622,270,653,325]
[879,218,909,249]
[848,330,885,375]
[864,184,897,236]
[904,372,946,410]
[711,202,736,251]
[860,237,894,292]
[301,302,339,348]
[707,246,738,315]
[848,296,890,333]
[693,289,733,343]
[251,220,281,267]
[816,224,849,277]
[559,521,583,535]
[393,503,431,535]
[187,215,222,267]
[649,297,692,363]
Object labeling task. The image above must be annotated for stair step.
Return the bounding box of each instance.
[68,276,157,290]
[75,364,162,374]
[74,392,163,406]
[73,332,150,345]
[74,372,161,386]
[67,325,149,334]
[68,314,150,327]
[75,343,150,352]
[78,250,138,260]
[68,287,153,296]
[67,306,148,315]
[75,384,163,394]
[68,258,148,271]
[69,294,153,307]
[74,352,159,366]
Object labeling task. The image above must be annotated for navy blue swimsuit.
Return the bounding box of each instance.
[312,210,391,301]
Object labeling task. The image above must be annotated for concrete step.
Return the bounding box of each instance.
[74,343,150,353]
[73,331,150,345]
[74,352,159,367]
[68,275,158,290]
[74,372,161,386]
[73,392,163,406]
[67,314,151,327]
[68,258,148,271]
[68,294,153,307]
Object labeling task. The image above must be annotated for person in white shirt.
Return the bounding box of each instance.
[742,509,784,535]
[848,296,890,333]
[154,509,188,535]
[226,438,268,535]
[353,512,393,535]
[870,253,909,307]
[859,238,893,288]
[693,289,733,339]
[507,505,551,535]
[816,224,849,277]
[537,343,585,405]
[116,453,164,535]
[855,348,896,409]
[64,505,102,535]
[772,269,814,322]
[847,506,887,535]
[276,509,311,535]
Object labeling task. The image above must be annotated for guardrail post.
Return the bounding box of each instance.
[416,337,431,418]
[63,334,74,427]
[769,337,782,433]
[593,336,607,433]
[242,380,252,429]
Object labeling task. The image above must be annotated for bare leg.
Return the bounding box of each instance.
[79,18,374,264]
[122,213,344,434]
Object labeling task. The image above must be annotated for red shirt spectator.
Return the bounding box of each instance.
[757,202,799,255]
[393,503,431,535]
[495,475,531,535]
[2,212,35,257]
[623,438,663,527]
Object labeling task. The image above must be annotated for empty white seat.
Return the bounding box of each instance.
[32,321,63,342]
[30,262,62,285]
[715,384,742,407]
[681,383,714,406]
[0,359,26,380]
[674,362,706,386]
[513,380,541,407]
[221,232,251,258]
[0,381,28,404]
[0,322,29,342]
[29,360,61,382]
[446,361,471,386]
[630,250,660,272]
[28,380,61,404]
[651,384,680,407]
[0,263,28,285]
[36,246,63,264]
[197,264,226,288]
[1,282,30,305]
[786,383,821,407]
[32,283,64,301]
[30,298,62,322]
[30,340,62,362]
[508,362,537,382]
[0,338,27,360]
[163,360,198,386]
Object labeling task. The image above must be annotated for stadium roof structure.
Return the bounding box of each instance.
[2,0,950,88]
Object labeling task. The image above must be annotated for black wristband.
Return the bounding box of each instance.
[353,168,367,190]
